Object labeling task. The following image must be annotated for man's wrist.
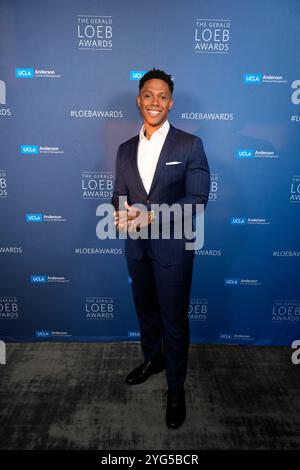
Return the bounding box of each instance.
[147,209,156,224]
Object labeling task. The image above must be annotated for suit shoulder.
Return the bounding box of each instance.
[118,135,138,151]
[172,126,203,144]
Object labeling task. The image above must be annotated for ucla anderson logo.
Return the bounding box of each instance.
[224,278,240,286]
[230,217,247,225]
[243,73,262,84]
[236,149,254,159]
[26,214,44,222]
[128,331,140,338]
[20,145,39,155]
[35,330,50,337]
[31,276,47,283]
[15,68,34,78]
[130,71,147,80]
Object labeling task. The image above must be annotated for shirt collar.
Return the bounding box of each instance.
[139,120,170,142]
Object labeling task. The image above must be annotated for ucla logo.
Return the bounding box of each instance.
[243,73,262,84]
[130,70,147,80]
[224,278,240,286]
[20,145,39,154]
[15,68,34,78]
[26,214,44,222]
[128,331,140,338]
[236,149,254,159]
[230,217,247,225]
[30,275,47,283]
[36,330,50,337]
[220,334,232,340]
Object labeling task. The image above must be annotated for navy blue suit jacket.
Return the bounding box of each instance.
[112,125,210,266]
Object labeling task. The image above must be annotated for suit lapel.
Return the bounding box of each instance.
[130,135,148,198]
[148,125,178,197]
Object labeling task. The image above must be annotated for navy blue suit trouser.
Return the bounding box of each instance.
[126,250,194,391]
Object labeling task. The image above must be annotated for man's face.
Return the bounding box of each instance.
[137,79,173,131]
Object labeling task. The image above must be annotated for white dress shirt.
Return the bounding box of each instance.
[137,120,170,195]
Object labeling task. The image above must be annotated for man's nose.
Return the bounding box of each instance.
[151,95,159,106]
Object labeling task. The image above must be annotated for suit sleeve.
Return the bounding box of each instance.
[154,136,210,224]
[181,136,210,208]
[111,146,129,210]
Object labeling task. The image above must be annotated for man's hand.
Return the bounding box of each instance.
[114,201,152,232]
[113,203,135,232]
[114,210,129,232]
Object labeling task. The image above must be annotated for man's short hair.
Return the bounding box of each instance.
[139,68,174,95]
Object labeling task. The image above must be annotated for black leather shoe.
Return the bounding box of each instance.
[166,388,186,429]
[125,357,165,385]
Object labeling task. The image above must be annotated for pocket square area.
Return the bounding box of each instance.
[165,161,182,165]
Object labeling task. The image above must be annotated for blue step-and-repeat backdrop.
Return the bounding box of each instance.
[0,0,299,345]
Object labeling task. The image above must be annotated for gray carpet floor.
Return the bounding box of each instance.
[0,342,299,450]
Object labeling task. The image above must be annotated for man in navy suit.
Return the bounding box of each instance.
[112,69,210,429]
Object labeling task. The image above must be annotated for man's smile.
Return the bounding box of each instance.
[146,109,161,116]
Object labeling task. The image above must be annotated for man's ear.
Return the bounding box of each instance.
[136,95,140,108]
[169,99,174,111]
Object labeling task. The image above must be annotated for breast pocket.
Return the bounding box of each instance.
[163,162,185,184]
